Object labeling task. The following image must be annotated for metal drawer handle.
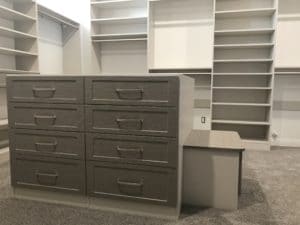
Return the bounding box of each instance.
[117,179,144,188]
[116,146,144,159]
[115,88,144,100]
[36,171,58,186]
[116,118,143,130]
[35,141,58,152]
[32,87,56,98]
[34,114,57,125]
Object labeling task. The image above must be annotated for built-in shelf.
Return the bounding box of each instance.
[214,73,273,76]
[91,0,146,8]
[0,26,37,39]
[214,59,273,63]
[213,86,272,90]
[214,43,274,49]
[91,16,147,24]
[0,5,36,21]
[278,14,300,20]
[195,85,211,89]
[92,33,147,41]
[212,120,270,126]
[0,47,37,56]
[213,102,271,107]
[0,68,39,74]
[215,28,275,36]
[149,68,212,74]
[215,8,276,18]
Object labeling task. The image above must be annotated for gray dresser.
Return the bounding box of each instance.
[7,74,194,218]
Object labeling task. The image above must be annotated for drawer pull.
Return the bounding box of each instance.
[116,118,143,130]
[34,114,56,125]
[116,146,143,159]
[32,87,56,98]
[117,178,144,196]
[115,88,144,100]
[35,141,58,152]
[36,171,58,186]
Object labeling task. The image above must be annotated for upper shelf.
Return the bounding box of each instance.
[215,28,275,36]
[215,8,276,18]
[91,16,147,24]
[214,43,274,49]
[92,32,147,42]
[91,0,147,8]
[0,26,37,39]
[0,47,38,57]
[0,5,36,22]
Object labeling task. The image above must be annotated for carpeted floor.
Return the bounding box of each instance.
[0,149,299,225]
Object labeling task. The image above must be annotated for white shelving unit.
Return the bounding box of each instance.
[148,0,214,71]
[211,0,278,150]
[90,0,148,73]
[0,0,39,74]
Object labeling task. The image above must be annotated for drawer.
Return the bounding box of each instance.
[87,162,177,206]
[86,133,177,167]
[85,76,179,106]
[10,129,85,160]
[12,156,85,195]
[7,76,84,104]
[85,105,178,137]
[8,103,84,132]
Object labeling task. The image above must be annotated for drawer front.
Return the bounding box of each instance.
[86,133,177,167]
[12,157,85,194]
[7,77,84,104]
[8,103,84,131]
[87,162,177,206]
[10,129,84,160]
[85,105,178,137]
[85,76,179,106]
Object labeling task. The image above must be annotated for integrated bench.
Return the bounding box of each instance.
[182,130,245,210]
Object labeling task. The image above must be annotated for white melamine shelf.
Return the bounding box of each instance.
[92,16,147,24]
[195,85,211,89]
[93,38,147,43]
[278,14,300,20]
[213,102,271,107]
[92,33,147,41]
[213,73,273,76]
[214,59,273,63]
[0,68,39,74]
[91,0,146,8]
[0,26,37,39]
[215,8,276,18]
[212,120,270,126]
[0,5,36,21]
[214,43,274,49]
[213,86,272,90]
[275,72,300,76]
[215,28,275,36]
[0,47,37,56]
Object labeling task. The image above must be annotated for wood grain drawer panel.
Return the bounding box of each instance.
[12,156,86,195]
[7,77,84,104]
[87,161,177,206]
[86,133,177,167]
[8,103,84,131]
[85,105,178,137]
[10,129,85,160]
[85,76,179,106]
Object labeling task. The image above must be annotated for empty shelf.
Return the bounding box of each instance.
[214,43,274,49]
[214,59,273,63]
[213,102,271,107]
[213,86,272,90]
[0,26,37,39]
[92,16,147,24]
[213,73,273,76]
[0,5,36,21]
[91,0,146,8]
[195,85,211,89]
[212,120,270,126]
[215,28,275,36]
[215,8,276,18]
[92,33,147,41]
[0,47,38,56]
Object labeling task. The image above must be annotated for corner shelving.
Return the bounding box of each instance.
[0,0,39,74]
[212,0,277,150]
